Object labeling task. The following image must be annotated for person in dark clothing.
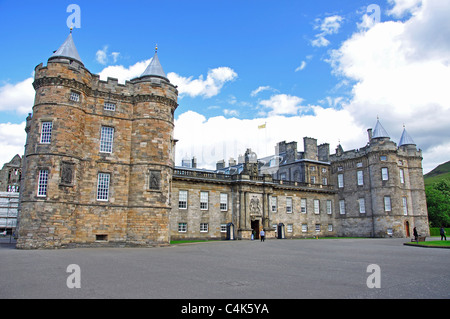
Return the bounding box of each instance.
[413,227,418,242]
[440,226,447,241]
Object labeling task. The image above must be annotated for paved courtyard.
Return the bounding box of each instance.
[0,237,449,299]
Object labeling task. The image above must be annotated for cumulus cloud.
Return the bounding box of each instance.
[167,67,237,98]
[328,0,450,173]
[259,94,306,116]
[174,108,363,170]
[0,77,34,115]
[0,122,26,164]
[98,59,150,83]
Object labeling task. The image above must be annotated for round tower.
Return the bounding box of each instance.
[126,46,178,245]
[17,30,89,248]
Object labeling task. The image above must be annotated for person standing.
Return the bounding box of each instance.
[440,226,447,241]
[413,227,418,242]
[260,229,265,242]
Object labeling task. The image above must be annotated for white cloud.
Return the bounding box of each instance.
[223,109,239,117]
[174,108,363,170]
[0,122,26,164]
[311,15,344,47]
[167,67,237,98]
[295,61,307,72]
[111,52,120,63]
[259,94,306,116]
[0,77,34,115]
[387,0,422,17]
[96,46,108,65]
[250,86,273,97]
[98,59,151,83]
[328,0,450,173]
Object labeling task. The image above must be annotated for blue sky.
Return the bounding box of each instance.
[0,0,449,173]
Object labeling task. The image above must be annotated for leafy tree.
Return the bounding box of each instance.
[425,179,450,227]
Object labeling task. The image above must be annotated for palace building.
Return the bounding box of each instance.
[15,32,429,249]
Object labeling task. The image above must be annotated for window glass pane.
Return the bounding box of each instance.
[97,173,110,201]
[100,126,114,153]
[40,122,53,144]
[37,170,49,197]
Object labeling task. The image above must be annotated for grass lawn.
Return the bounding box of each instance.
[404,240,450,248]
[170,240,210,244]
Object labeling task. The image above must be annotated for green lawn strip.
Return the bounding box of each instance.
[404,240,450,248]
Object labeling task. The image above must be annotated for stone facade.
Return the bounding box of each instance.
[15,33,429,249]
[16,34,178,249]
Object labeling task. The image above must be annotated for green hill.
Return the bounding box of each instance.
[424,161,450,186]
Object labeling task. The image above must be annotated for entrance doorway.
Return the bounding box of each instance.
[405,221,410,237]
[251,220,260,239]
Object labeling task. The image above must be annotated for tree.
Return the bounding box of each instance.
[425,179,450,227]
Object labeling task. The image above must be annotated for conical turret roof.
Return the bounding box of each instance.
[399,127,416,146]
[49,30,83,65]
[140,46,167,80]
[372,119,390,139]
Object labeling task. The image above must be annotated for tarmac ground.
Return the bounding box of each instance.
[0,237,449,300]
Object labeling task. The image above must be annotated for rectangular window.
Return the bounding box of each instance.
[178,190,188,209]
[104,102,116,111]
[270,196,277,213]
[37,170,49,197]
[381,168,389,181]
[178,223,187,232]
[220,193,228,211]
[314,199,320,214]
[328,224,333,232]
[69,91,80,102]
[310,176,316,184]
[400,169,405,184]
[338,174,344,188]
[402,197,408,215]
[200,223,209,233]
[100,126,114,153]
[315,224,321,232]
[200,191,208,210]
[302,224,308,233]
[326,200,332,214]
[359,198,366,213]
[339,200,346,215]
[220,224,227,233]
[40,122,53,144]
[357,171,364,186]
[301,198,307,213]
[287,224,293,233]
[322,177,328,186]
[97,173,110,201]
[384,196,391,212]
[286,197,292,213]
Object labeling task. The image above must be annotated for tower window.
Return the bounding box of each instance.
[40,121,53,144]
[97,173,110,201]
[100,126,114,153]
[69,92,80,102]
[37,170,49,197]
